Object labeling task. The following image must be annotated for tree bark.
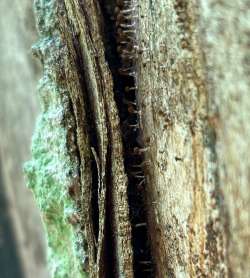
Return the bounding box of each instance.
[26,0,250,277]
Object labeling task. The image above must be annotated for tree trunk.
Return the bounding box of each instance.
[26,0,250,277]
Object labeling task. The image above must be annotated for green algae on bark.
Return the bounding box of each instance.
[24,77,87,278]
[24,0,87,277]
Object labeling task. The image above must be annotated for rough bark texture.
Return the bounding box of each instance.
[26,0,250,277]
[26,0,133,277]
[138,0,250,277]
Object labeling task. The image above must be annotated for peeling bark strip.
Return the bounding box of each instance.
[58,0,135,277]
[29,0,133,277]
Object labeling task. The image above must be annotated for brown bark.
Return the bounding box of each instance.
[138,1,250,277]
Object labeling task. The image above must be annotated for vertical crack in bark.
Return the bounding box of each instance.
[71,28,101,264]
[98,0,154,276]
[58,0,152,275]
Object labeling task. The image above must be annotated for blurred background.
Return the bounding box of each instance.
[0,1,48,277]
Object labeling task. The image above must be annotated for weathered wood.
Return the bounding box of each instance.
[27,0,250,277]
[27,0,133,277]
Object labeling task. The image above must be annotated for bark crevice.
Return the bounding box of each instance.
[98,0,154,276]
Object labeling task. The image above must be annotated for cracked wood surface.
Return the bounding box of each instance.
[58,1,134,277]
[29,0,250,277]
